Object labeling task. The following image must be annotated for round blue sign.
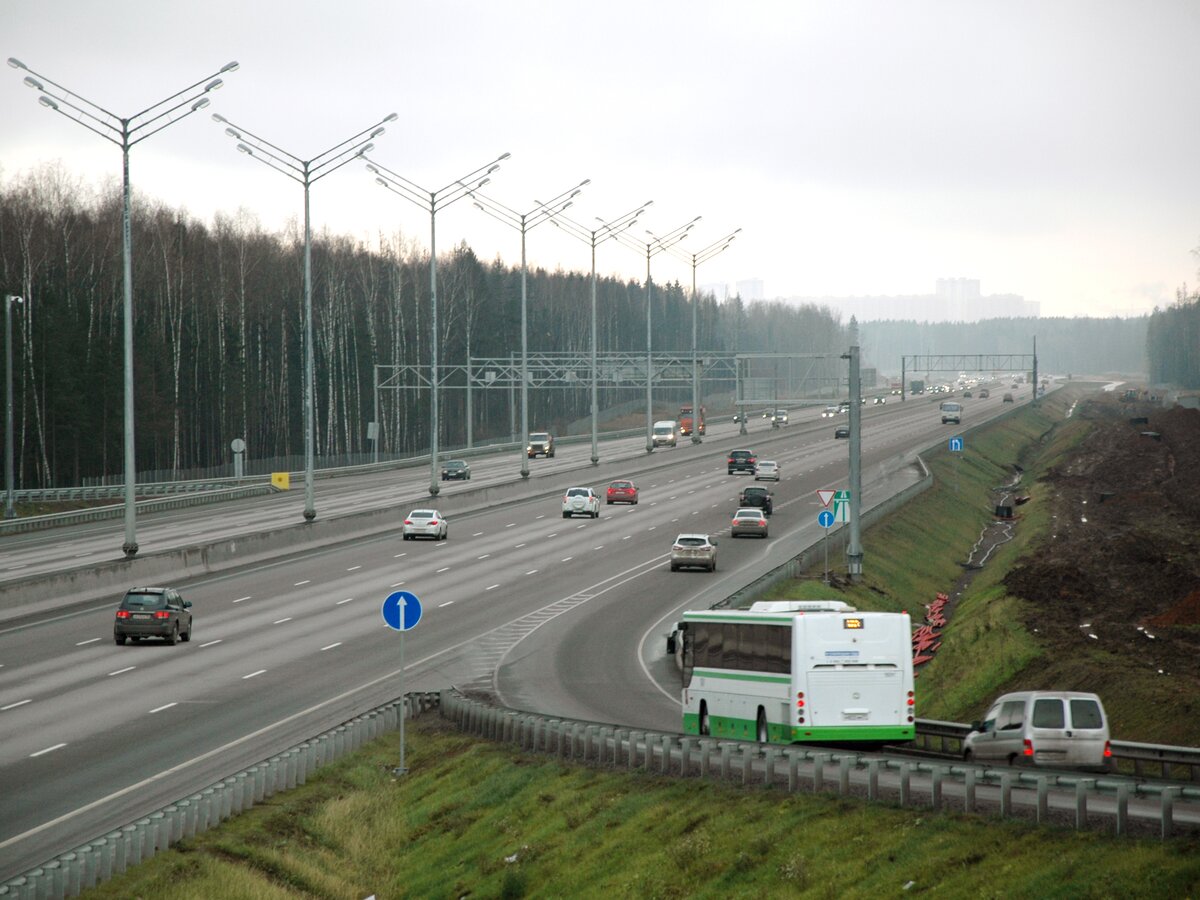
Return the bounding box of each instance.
[382,590,423,631]
[817,510,835,529]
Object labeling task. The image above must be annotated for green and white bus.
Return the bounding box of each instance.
[678,600,915,744]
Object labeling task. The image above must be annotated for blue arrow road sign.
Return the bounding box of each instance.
[949,436,964,453]
[382,590,423,632]
[818,509,835,529]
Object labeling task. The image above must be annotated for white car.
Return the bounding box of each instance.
[821,406,839,418]
[754,460,780,481]
[402,508,448,541]
[561,486,600,519]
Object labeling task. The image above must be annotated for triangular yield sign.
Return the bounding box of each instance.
[816,489,835,508]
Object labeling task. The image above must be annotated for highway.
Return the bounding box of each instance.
[0,390,1029,877]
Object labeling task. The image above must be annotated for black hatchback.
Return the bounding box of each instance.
[727,449,757,474]
[114,587,192,645]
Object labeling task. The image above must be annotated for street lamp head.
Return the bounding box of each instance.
[191,97,210,112]
[37,96,58,111]
[476,177,491,189]
[365,163,379,175]
[7,57,27,70]
[224,127,240,139]
[384,112,399,123]
[22,76,43,91]
[220,61,240,73]
[236,143,254,156]
[357,143,375,156]
[499,152,511,160]
[369,127,385,139]
[375,177,388,187]
[204,78,223,92]
[211,113,227,124]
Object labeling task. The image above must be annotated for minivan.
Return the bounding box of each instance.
[962,691,1111,770]
[940,402,962,425]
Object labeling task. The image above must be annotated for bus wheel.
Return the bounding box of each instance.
[699,702,710,736]
[756,709,768,744]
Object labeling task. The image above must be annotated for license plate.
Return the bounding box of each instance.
[133,613,151,619]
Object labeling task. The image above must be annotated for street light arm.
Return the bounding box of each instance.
[306,112,398,175]
[433,151,509,196]
[363,157,433,210]
[233,141,307,185]
[212,114,305,171]
[127,94,216,149]
[10,59,124,127]
[28,89,124,148]
[124,61,239,124]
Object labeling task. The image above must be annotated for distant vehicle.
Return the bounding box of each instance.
[738,485,774,516]
[403,509,448,541]
[732,411,748,424]
[527,432,555,458]
[652,420,678,448]
[834,425,850,439]
[821,406,839,418]
[1003,393,1014,403]
[679,404,706,436]
[754,460,780,481]
[910,379,925,395]
[771,409,789,426]
[979,389,990,399]
[727,449,757,474]
[440,459,471,481]
[963,691,1111,770]
[940,402,962,425]
[731,508,769,539]
[562,486,601,518]
[677,601,915,744]
[837,400,851,413]
[670,533,718,572]
[606,479,639,505]
[114,586,192,645]
[962,390,972,399]
[872,396,886,404]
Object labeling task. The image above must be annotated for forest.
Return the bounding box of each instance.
[1146,288,1200,389]
[0,164,847,488]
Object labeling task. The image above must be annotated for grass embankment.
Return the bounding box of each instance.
[91,716,1199,899]
[764,385,1112,724]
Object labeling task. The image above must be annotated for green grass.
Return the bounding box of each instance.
[90,717,1200,899]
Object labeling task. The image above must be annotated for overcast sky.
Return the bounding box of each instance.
[5,0,1199,318]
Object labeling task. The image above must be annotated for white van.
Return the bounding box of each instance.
[652,420,677,448]
[940,401,962,425]
[962,691,1111,770]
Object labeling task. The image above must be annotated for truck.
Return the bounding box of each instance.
[909,379,925,395]
[679,404,705,436]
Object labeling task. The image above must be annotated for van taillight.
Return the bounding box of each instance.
[1023,739,1034,757]
[1103,740,1112,758]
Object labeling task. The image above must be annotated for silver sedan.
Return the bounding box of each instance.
[402,509,448,541]
[731,508,769,539]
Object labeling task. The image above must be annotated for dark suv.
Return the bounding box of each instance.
[114,587,192,645]
[727,449,757,474]
[738,485,774,516]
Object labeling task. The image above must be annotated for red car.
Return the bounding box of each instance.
[606,480,639,505]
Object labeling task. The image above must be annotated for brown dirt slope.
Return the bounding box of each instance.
[1004,397,1200,682]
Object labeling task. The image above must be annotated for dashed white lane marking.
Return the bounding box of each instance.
[547,533,558,538]
[648,526,657,531]
[439,601,455,608]
[347,565,362,572]
[108,666,135,677]
[294,581,310,587]
[30,743,66,758]
[505,523,516,528]
[337,598,354,605]
[477,554,490,560]
[486,584,500,591]
[473,532,484,537]
[390,580,404,587]
[242,669,267,680]
[2,699,31,711]
[273,617,292,625]
[321,642,342,651]
[576,524,587,529]
[75,638,100,646]
[515,543,527,549]
[200,640,222,648]
[594,546,604,550]
[536,515,545,519]
[393,552,406,559]
[149,702,177,714]
[525,570,538,575]
[561,557,573,563]
[233,596,251,604]
[622,535,632,540]
[436,567,450,573]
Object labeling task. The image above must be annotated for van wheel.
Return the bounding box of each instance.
[1006,754,1019,767]
[699,702,710,736]
[756,709,768,743]
[963,749,974,764]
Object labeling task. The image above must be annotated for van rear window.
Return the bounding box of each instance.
[1069,699,1104,729]
[1032,698,1065,728]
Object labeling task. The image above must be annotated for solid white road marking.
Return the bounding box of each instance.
[75,638,100,646]
[149,703,177,714]
[2,699,31,711]
[346,565,361,572]
[242,669,266,680]
[337,598,354,605]
[199,640,222,648]
[233,596,251,603]
[30,743,66,758]
[320,642,342,651]
[107,666,135,677]
[273,617,292,625]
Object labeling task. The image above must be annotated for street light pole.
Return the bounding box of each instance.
[614,218,700,453]
[9,57,239,556]
[667,229,741,444]
[365,153,511,496]
[4,295,23,519]
[550,202,654,464]
[215,111,397,523]
[470,180,590,478]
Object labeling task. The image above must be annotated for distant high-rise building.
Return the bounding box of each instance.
[783,279,1037,322]
[736,278,765,301]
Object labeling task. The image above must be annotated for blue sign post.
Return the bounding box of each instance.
[381,590,423,775]
[817,509,835,582]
